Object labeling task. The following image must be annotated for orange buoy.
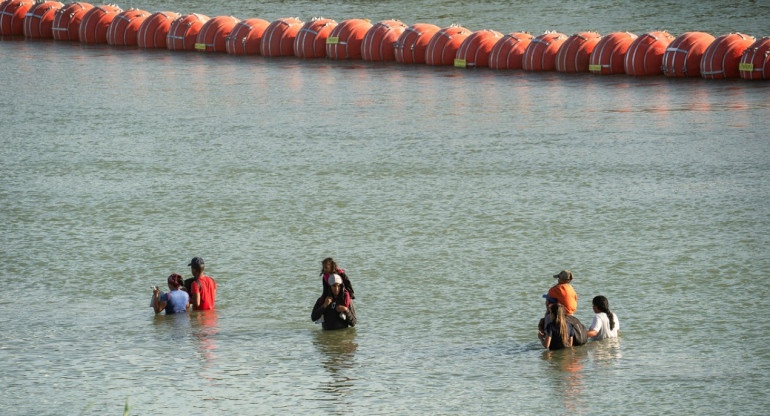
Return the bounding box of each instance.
[701,33,755,79]
[51,2,92,41]
[555,31,602,73]
[136,11,179,49]
[194,15,239,52]
[624,31,675,76]
[589,32,637,75]
[106,8,149,46]
[661,32,715,77]
[424,25,471,66]
[394,23,439,64]
[488,32,533,70]
[78,4,122,44]
[166,13,209,51]
[739,37,770,80]
[522,32,567,71]
[260,17,303,57]
[361,20,407,61]
[326,18,372,60]
[293,17,336,58]
[0,0,34,35]
[23,1,63,38]
[454,29,502,68]
[225,18,269,55]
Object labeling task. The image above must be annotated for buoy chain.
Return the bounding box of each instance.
[299,28,318,36]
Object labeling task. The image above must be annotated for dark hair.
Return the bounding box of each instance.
[168,273,184,289]
[321,257,337,275]
[592,296,615,331]
[550,304,570,348]
[320,258,356,299]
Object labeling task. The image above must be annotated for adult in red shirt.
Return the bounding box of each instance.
[547,270,578,315]
[187,257,217,310]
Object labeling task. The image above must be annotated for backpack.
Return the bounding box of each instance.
[566,315,588,346]
[340,272,355,299]
[184,277,201,294]
[345,301,357,327]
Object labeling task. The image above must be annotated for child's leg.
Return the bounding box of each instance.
[341,274,355,298]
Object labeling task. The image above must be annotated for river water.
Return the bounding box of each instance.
[1,1,769,414]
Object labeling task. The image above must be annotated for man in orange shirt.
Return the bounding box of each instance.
[547,270,577,315]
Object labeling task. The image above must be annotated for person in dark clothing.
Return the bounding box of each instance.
[542,304,574,350]
[312,274,356,330]
[539,294,588,346]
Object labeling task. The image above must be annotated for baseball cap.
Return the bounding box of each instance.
[188,257,204,267]
[329,274,343,286]
[542,294,559,303]
[553,270,573,280]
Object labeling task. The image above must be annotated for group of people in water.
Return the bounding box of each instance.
[538,270,620,350]
[149,256,357,331]
[151,258,618,349]
[151,257,217,314]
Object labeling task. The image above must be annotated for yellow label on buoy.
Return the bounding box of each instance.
[326,37,339,44]
[454,58,467,68]
[194,43,206,50]
[739,63,754,71]
[588,64,602,71]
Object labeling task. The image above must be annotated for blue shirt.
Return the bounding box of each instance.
[160,290,189,314]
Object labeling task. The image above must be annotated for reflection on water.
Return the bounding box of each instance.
[191,310,220,378]
[540,340,623,414]
[312,328,358,402]
[151,311,192,338]
[542,347,589,414]
[587,338,623,366]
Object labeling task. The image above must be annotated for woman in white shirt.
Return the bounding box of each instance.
[587,296,619,340]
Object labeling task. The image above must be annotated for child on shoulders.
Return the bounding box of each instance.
[547,270,578,315]
[320,257,355,299]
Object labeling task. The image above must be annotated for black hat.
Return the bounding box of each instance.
[188,257,204,267]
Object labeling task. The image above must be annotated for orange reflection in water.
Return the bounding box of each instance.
[543,347,588,414]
